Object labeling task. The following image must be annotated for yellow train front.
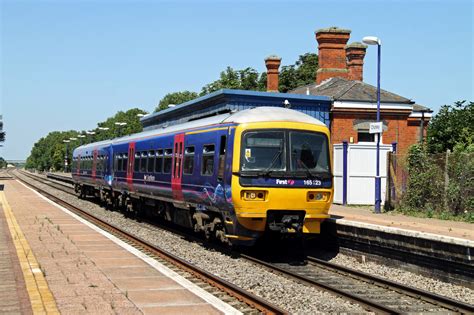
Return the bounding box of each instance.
[224,108,333,245]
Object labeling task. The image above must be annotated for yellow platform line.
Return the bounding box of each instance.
[0,192,59,314]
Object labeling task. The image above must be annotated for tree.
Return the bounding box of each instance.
[200,67,265,96]
[279,53,318,92]
[0,119,5,144]
[26,130,80,171]
[155,91,198,112]
[426,101,474,153]
[0,157,6,168]
[25,108,147,171]
[93,108,147,142]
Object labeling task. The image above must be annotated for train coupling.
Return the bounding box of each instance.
[267,210,305,234]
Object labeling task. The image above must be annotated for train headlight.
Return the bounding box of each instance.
[242,190,266,201]
[307,191,329,202]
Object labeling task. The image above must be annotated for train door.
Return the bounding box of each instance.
[171,134,184,201]
[92,149,98,181]
[217,134,227,189]
[77,154,81,176]
[127,142,136,190]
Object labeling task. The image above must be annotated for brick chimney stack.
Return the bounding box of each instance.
[315,27,351,84]
[265,55,281,92]
[345,42,367,81]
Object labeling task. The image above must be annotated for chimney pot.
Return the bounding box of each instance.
[265,55,282,92]
[345,42,367,81]
[315,26,351,84]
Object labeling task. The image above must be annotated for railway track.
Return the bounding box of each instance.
[242,254,474,314]
[14,170,474,314]
[12,170,286,315]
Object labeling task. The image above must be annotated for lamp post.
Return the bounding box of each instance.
[362,35,382,213]
[63,139,70,172]
[86,131,96,144]
[78,134,86,145]
[114,122,127,137]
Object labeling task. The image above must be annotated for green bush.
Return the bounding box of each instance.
[399,144,473,221]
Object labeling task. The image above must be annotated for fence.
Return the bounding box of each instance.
[333,142,393,205]
[386,149,473,215]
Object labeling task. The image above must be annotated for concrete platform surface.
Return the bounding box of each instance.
[0,179,241,315]
[330,204,473,242]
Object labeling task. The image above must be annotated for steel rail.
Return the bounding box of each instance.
[242,253,474,314]
[241,254,397,314]
[13,170,286,315]
[46,173,74,184]
[306,256,474,314]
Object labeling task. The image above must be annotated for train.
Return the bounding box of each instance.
[72,107,333,245]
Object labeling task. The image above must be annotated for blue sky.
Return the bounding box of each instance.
[1,0,473,160]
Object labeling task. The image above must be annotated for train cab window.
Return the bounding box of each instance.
[147,151,155,173]
[122,153,128,172]
[218,136,226,181]
[201,144,215,176]
[241,131,285,171]
[140,152,147,173]
[289,131,330,174]
[183,146,195,175]
[163,149,172,174]
[134,153,140,172]
[155,150,163,173]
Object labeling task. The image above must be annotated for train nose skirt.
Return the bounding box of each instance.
[266,210,306,233]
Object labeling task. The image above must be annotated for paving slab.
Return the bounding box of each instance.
[1,179,241,315]
[330,204,474,241]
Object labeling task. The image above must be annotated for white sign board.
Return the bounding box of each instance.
[369,122,383,134]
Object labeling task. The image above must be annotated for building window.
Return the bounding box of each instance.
[358,130,375,143]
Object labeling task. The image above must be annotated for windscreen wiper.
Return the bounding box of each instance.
[259,149,283,177]
[298,162,332,180]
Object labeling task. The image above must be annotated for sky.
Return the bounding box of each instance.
[1,0,473,160]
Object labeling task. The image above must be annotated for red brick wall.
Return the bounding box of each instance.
[331,112,428,153]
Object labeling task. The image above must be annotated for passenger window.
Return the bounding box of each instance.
[116,155,121,172]
[163,149,172,174]
[218,136,226,181]
[134,153,140,172]
[140,152,147,172]
[201,144,215,176]
[155,150,163,173]
[122,153,128,172]
[183,146,195,175]
[147,151,155,173]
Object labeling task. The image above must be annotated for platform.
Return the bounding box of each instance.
[330,204,473,242]
[0,179,240,315]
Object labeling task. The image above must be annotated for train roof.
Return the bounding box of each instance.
[75,107,326,152]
